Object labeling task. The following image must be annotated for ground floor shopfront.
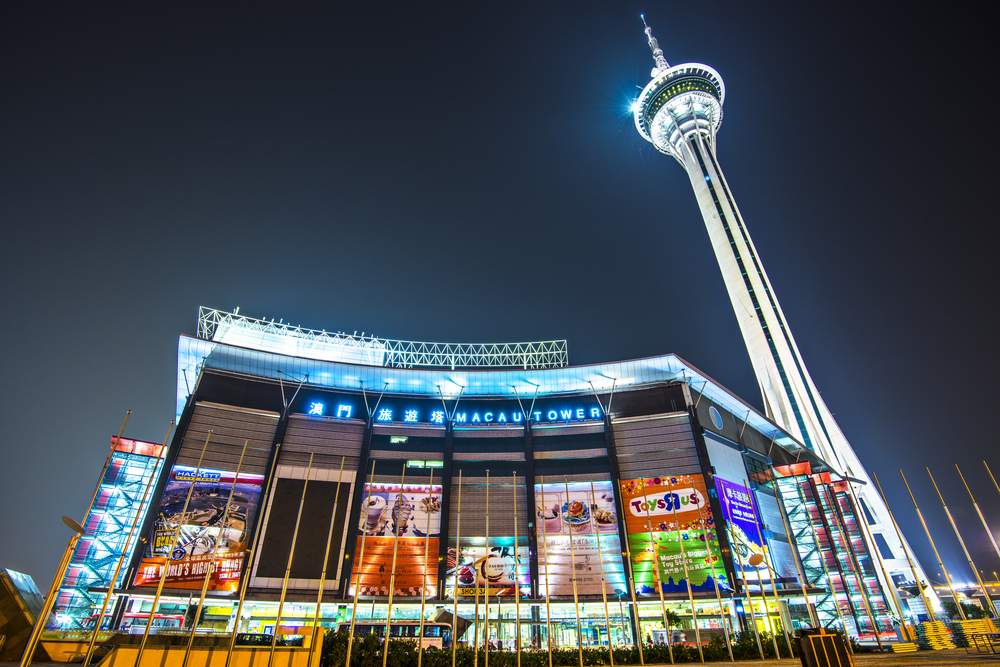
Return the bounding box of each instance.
[110,593,809,650]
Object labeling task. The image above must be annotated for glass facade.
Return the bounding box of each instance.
[49,437,164,631]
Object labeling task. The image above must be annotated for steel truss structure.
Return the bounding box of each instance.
[197,306,568,370]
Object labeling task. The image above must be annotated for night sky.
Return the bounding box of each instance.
[3,2,998,595]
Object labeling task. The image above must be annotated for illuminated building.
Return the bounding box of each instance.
[33,306,910,649]
[49,438,165,630]
[629,16,933,616]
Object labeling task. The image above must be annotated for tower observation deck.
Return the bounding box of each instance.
[630,16,935,612]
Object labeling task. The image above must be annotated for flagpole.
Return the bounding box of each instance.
[267,451,314,667]
[638,477,674,664]
[21,410,133,667]
[844,480,906,634]
[794,481,853,648]
[483,469,491,667]
[822,483,884,650]
[588,482,614,667]
[451,469,463,667]
[346,458,377,667]
[417,468,436,667]
[773,481,818,628]
[900,469,965,620]
[701,495,733,663]
[562,478,584,667]
[665,476,703,662]
[82,420,175,667]
[223,441,282,667]
[381,463,409,667]
[746,490,792,657]
[537,476,554,667]
[512,472,523,667]
[180,438,247,667]
[955,465,1000,562]
[872,472,932,626]
[136,430,213,664]
[984,460,999,495]
[926,467,995,617]
[614,480,644,665]
[719,490,766,660]
[307,455,346,666]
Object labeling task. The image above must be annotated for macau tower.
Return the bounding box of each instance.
[630,15,934,612]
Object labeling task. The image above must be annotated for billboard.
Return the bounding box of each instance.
[534,480,626,597]
[349,482,442,597]
[619,475,727,596]
[444,538,530,598]
[715,477,767,581]
[134,466,263,591]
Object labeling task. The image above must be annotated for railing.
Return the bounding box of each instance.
[197,307,569,370]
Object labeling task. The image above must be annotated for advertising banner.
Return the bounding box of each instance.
[349,482,442,597]
[619,475,727,596]
[534,481,627,596]
[715,477,768,582]
[444,538,530,598]
[133,466,263,591]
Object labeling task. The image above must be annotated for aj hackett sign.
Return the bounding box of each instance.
[301,396,603,426]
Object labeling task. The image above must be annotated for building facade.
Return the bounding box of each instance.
[38,307,919,649]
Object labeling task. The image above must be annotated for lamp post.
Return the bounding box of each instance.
[20,517,86,667]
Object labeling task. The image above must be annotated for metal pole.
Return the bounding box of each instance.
[22,411,132,667]
[267,452,314,667]
[224,442,283,667]
[613,479,644,665]
[380,463,408,667]
[588,482,614,667]
[346,458,377,667]
[537,476,554,667]
[513,472,522,667]
[451,469,463,667]
[984,460,1000,495]
[19,528,82,667]
[638,477,674,664]
[843,481,904,634]
[483,470,490,667]
[720,489,766,660]
[136,431,213,664]
[746,491,791,657]
[82,420,175,667]
[694,485,732,660]
[872,472,933,624]
[926,468,995,617]
[774,481,818,627]
[562,478,584,667]
[899,469,965,620]
[955,465,1000,562]
[823,483,883,650]
[307,455,346,666]
[665,476,703,662]
[180,439,247,667]
[794,479,854,647]
[417,468,436,667]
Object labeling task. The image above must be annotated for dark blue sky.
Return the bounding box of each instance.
[2,1,997,593]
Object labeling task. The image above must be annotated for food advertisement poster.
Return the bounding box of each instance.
[133,466,263,591]
[619,475,727,595]
[348,483,442,597]
[444,538,530,597]
[534,480,626,596]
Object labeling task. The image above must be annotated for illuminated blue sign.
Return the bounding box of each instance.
[302,397,603,425]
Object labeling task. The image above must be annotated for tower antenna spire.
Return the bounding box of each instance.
[640,13,670,75]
